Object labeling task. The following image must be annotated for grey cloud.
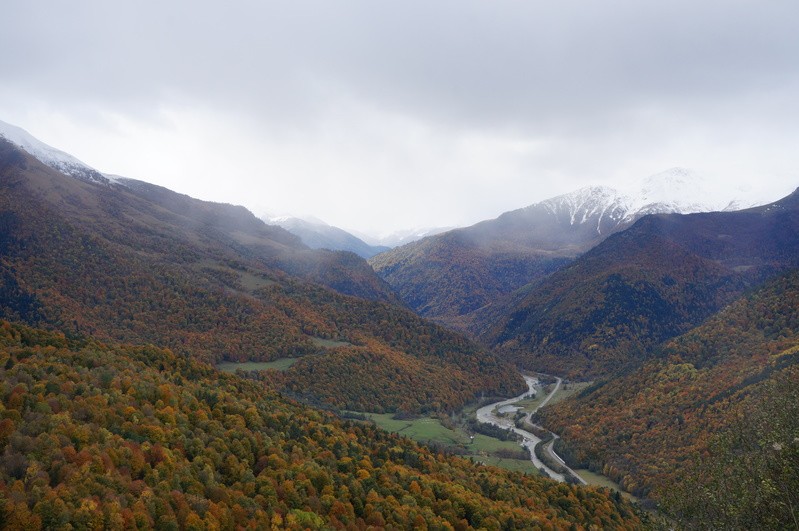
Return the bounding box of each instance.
[3,0,798,132]
[2,1,798,233]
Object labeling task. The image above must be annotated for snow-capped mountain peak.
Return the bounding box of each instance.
[524,167,785,237]
[531,186,628,234]
[359,226,456,248]
[624,167,728,215]
[0,119,109,184]
[540,186,626,225]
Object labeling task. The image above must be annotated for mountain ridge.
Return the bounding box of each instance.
[483,187,799,378]
[0,119,110,185]
[0,135,523,412]
[370,168,783,333]
[356,226,456,248]
[264,215,390,259]
[536,267,799,501]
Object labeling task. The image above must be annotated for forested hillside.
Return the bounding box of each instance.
[368,188,634,333]
[370,230,570,332]
[0,321,641,529]
[664,370,799,529]
[0,139,523,412]
[369,177,746,335]
[536,269,799,505]
[484,191,799,378]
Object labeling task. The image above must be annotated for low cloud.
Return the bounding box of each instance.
[1,0,797,233]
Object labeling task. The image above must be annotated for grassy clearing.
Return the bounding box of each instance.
[546,381,592,406]
[359,413,539,475]
[514,393,546,414]
[467,455,540,474]
[216,358,298,372]
[192,259,278,293]
[352,379,599,478]
[310,337,353,348]
[238,270,277,292]
[357,398,537,477]
[575,469,639,501]
[469,433,524,454]
[365,414,466,446]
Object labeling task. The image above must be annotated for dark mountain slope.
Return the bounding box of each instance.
[370,183,693,333]
[0,139,522,412]
[370,229,571,331]
[371,175,781,337]
[484,190,799,377]
[0,321,641,529]
[536,268,799,506]
[368,190,632,332]
[664,370,799,530]
[123,176,400,304]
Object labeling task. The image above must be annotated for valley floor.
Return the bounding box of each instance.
[353,371,636,499]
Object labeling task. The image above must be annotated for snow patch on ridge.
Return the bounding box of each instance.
[536,167,783,233]
[624,167,727,215]
[538,186,629,234]
[0,119,108,184]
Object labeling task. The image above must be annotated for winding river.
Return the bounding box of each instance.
[475,374,586,484]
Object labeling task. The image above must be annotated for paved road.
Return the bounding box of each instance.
[530,377,587,485]
[476,375,566,481]
[476,374,587,484]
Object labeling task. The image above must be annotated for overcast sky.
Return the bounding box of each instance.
[2,1,798,235]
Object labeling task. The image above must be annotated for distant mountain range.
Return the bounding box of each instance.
[263,213,454,257]
[0,121,522,413]
[356,226,456,248]
[484,188,799,377]
[0,117,636,528]
[263,215,390,259]
[370,168,787,332]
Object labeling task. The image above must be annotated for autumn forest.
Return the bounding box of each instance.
[1,129,798,530]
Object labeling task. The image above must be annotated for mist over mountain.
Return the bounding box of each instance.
[484,187,799,377]
[355,226,457,248]
[264,215,389,259]
[618,167,782,214]
[0,118,110,185]
[2,112,798,527]
[370,168,783,333]
[3,1,799,526]
[0,126,523,415]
